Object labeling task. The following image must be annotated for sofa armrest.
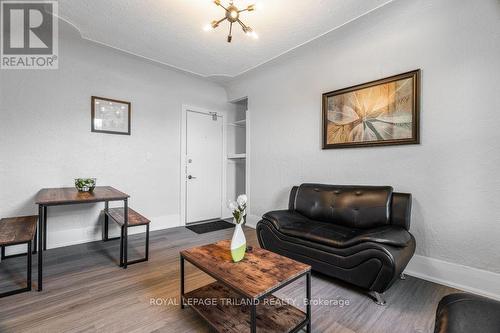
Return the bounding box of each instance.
[288,186,299,211]
[391,192,412,230]
[435,293,500,333]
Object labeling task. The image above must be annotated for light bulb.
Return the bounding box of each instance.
[246,30,258,39]
[203,24,212,32]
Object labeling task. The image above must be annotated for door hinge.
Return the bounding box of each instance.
[209,112,218,121]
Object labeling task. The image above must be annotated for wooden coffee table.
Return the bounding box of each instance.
[180,240,311,333]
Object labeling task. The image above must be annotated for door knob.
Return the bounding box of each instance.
[187,175,197,179]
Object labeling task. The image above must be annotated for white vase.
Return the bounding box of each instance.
[230,221,246,262]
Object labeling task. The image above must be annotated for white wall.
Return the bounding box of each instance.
[0,21,232,250]
[225,0,500,280]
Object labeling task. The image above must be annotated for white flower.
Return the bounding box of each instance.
[236,194,247,208]
[228,200,238,212]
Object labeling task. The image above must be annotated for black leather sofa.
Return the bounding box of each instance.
[434,293,500,333]
[256,184,416,304]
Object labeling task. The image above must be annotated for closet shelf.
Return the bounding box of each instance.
[227,153,246,159]
[228,119,246,127]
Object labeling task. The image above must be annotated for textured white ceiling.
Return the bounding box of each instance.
[58,0,393,78]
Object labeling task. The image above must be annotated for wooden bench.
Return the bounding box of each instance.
[0,216,37,297]
[103,208,150,267]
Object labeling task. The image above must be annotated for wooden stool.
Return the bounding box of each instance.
[0,216,37,298]
[103,208,150,267]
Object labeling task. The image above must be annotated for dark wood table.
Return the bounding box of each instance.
[180,240,312,333]
[34,186,130,291]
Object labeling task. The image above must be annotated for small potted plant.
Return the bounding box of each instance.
[228,194,247,262]
[75,178,96,192]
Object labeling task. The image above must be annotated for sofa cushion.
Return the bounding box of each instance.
[294,184,393,228]
[263,210,411,248]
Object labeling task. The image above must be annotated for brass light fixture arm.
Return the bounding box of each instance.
[227,21,234,43]
[237,19,248,31]
[238,4,255,13]
[214,1,229,12]
[217,17,227,25]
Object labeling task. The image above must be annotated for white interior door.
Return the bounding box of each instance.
[185,110,223,224]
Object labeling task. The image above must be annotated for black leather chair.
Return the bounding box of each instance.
[434,293,500,333]
[256,184,416,304]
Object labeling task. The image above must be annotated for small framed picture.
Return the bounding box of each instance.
[91,96,131,135]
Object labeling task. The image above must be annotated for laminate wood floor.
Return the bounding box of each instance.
[0,226,458,333]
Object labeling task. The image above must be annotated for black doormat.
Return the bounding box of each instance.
[186,220,234,234]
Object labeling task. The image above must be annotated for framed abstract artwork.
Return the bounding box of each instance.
[322,70,420,149]
[91,96,131,135]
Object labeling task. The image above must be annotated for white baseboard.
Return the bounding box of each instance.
[405,254,500,301]
[50,214,181,248]
[149,214,182,231]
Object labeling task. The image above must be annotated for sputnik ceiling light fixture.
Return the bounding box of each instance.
[204,0,258,43]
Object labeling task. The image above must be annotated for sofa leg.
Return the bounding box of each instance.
[400,273,407,280]
[368,291,386,306]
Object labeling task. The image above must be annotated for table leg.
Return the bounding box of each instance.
[33,228,37,254]
[145,224,149,261]
[251,302,257,333]
[180,256,185,309]
[37,205,43,291]
[43,206,47,251]
[119,226,124,267]
[103,201,109,241]
[123,199,128,269]
[306,271,311,333]
[27,241,32,291]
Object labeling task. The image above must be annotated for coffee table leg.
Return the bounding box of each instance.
[123,199,128,269]
[251,302,256,333]
[37,205,43,291]
[43,206,47,251]
[306,272,311,333]
[180,256,185,309]
[27,241,32,291]
[103,201,109,241]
